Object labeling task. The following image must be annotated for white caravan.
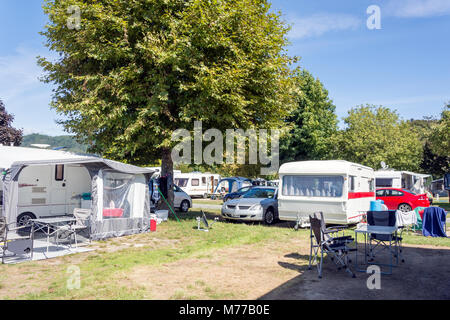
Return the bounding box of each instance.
[1,146,153,240]
[174,172,220,198]
[278,160,375,225]
[375,170,431,194]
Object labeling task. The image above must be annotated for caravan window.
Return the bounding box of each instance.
[376,178,393,188]
[202,177,207,185]
[282,175,344,198]
[191,179,199,187]
[55,165,64,181]
[175,178,188,188]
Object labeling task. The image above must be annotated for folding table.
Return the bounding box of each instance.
[30,217,77,259]
[354,224,399,275]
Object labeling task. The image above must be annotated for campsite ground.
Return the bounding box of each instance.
[0,209,449,300]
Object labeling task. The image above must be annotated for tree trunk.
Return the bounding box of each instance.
[158,147,175,211]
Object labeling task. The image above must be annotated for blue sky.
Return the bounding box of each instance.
[0,0,449,135]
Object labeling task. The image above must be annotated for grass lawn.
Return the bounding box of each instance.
[0,209,449,300]
[435,202,450,211]
[192,199,223,205]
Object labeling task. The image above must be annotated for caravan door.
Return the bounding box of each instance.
[50,164,67,215]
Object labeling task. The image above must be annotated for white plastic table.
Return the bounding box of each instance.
[354,225,399,275]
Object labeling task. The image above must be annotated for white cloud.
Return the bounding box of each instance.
[288,13,362,39]
[386,0,450,18]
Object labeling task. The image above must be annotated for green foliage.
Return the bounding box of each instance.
[21,134,89,154]
[38,0,297,165]
[420,142,450,177]
[428,103,450,158]
[408,109,450,177]
[0,99,23,146]
[280,69,338,162]
[332,105,422,171]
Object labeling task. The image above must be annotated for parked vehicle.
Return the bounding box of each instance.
[278,160,376,225]
[375,188,430,212]
[212,177,253,199]
[0,146,154,241]
[223,185,254,202]
[375,170,431,195]
[173,185,192,213]
[221,187,278,225]
[174,172,220,198]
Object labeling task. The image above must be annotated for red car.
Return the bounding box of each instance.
[376,188,430,212]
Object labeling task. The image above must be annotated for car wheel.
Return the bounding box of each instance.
[264,208,276,225]
[398,203,412,212]
[17,212,36,227]
[180,200,190,213]
[203,193,208,199]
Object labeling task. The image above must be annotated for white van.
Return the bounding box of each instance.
[278,160,375,225]
[174,172,220,198]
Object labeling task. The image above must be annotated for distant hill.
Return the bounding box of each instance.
[21,134,89,154]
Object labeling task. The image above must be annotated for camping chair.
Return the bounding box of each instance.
[55,209,91,248]
[308,212,356,278]
[367,211,404,263]
[0,217,33,264]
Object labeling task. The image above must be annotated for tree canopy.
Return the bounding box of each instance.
[428,103,450,158]
[280,69,337,162]
[332,105,422,171]
[39,0,297,207]
[0,99,23,146]
[39,0,296,162]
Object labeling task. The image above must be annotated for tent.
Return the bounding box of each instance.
[0,146,154,240]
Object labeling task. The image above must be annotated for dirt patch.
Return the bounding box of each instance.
[125,239,307,300]
[126,241,450,300]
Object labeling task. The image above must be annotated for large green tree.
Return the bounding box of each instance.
[428,103,450,158]
[280,69,337,162]
[332,105,422,171]
[0,99,23,146]
[39,0,296,206]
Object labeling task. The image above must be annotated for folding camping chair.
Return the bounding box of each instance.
[367,211,404,264]
[0,217,33,264]
[308,212,356,278]
[55,208,91,248]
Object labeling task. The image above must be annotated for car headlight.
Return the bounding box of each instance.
[249,204,263,211]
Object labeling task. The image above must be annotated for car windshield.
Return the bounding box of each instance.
[243,188,275,199]
[403,189,416,195]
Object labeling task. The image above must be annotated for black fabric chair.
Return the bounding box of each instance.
[366,211,404,263]
[308,212,356,278]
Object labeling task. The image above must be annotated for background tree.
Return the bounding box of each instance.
[39,0,296,207]
[332,105,422,171]
[420,142,450,177]
[0,99,23,146]
[428,103,450,158]
[280,69,337,162]
[408,116,449,177]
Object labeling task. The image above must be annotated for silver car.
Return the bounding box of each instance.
[174,185,192,212]
[221,187,278,225]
